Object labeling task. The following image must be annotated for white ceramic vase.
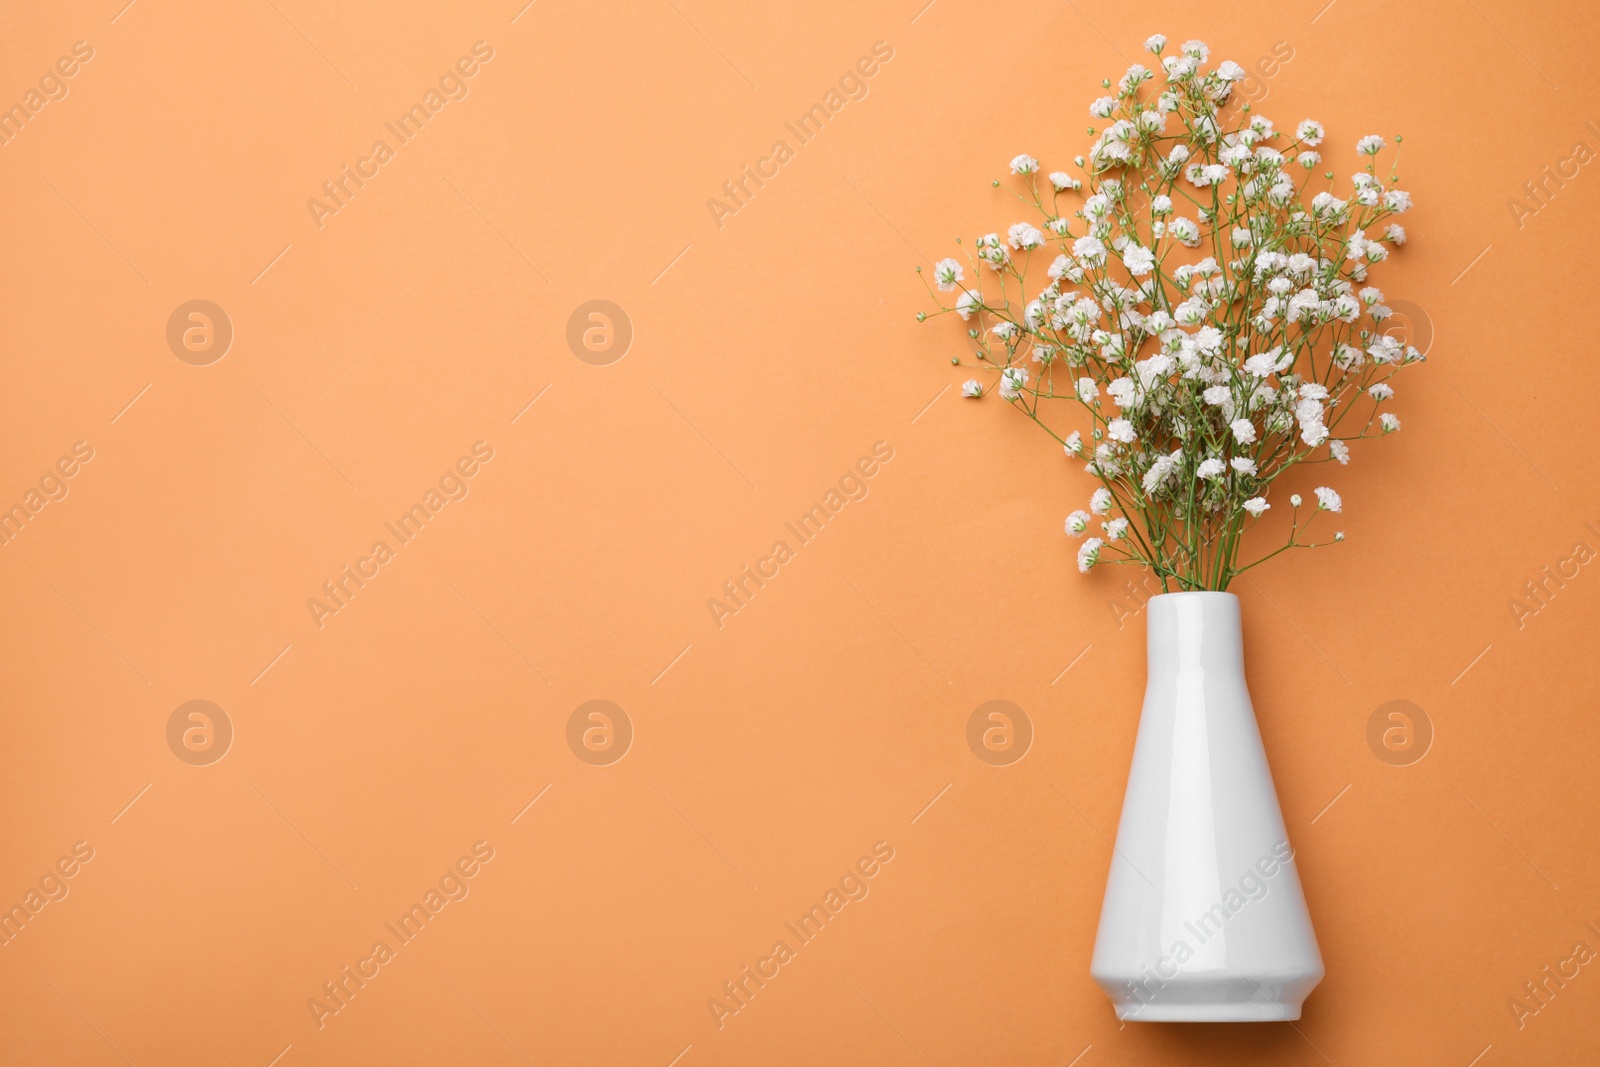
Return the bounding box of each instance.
[1090,591,1324,1021]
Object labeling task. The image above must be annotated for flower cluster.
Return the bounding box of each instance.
[919,35,1423,590]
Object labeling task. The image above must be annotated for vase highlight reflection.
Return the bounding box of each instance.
[1090,591,1324,1021]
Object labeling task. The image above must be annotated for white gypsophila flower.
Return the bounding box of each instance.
[1385,189,1412,213]
[991,321,1019,342]
[1352,230,1388,265]
[1311,191,1348,219]
[1296,119,1325,146]
[1264,173,1295,205]
[1231,457,1258,475]
[1136,353,1173,389]
[1369,382,1394,401]
[1107,418,1137,443]
[1142,450,1180,494]
[1357,134,1385,156]
[1193,327,1224,357]
[1087,443,1118,477]
[933,257,964,292]
[1301,422,1329,447]
[1065,509,1091,536]
[1231,418,1258,444]
[1090,96,1117,119]
[1385,224,1407,244]
[1008,222,1044,250]
[1330,440,1350,465]
[1298,150,1321,168]
[1063,297,1099,337]
[1380,412,1401,433]
[961,379,983,398]
[1182,38,1209,61]
[976,232,1009,270]
[1010,153,1039,175]
[1244,348,1288,377]
[1315,486,1342,512]
[1152,194,1173,214]
[1072,234,1107,267]
[1064,430,1083,455]
[1106,377,1137,408]
[1075,377,1099,404]
[1167,217,1201,247]
[1090,487,1112,514]
[1104,516,1130,541]
[1122,244,1156,275]
[1367,335,1402,364]
[1077,537,1104,573]
[1203,384,1231,406]
[1216,59,1245,81]
[1290,493,1303,507]
[999,366,1028,399]
[1332,343,1363,371]
[1174,295,1207,324]
[1145,33,1166,53]
[1243,497,1270,517]
[1197,457,1225,480]
[955,289,982,320]
[1049,171,1081,192]
[1091,132,1132,166]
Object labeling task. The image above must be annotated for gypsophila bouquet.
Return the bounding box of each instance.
[920,35,1422,591]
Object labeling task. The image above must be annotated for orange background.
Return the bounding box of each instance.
[1,0,1597,1064]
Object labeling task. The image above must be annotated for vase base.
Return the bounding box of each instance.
[1113,1000,1304,1023]
[1093,970,1321,1024]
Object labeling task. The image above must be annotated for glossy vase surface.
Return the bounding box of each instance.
[1090,591,1324,1021]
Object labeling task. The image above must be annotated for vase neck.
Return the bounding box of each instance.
[1145,592,1244,679]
